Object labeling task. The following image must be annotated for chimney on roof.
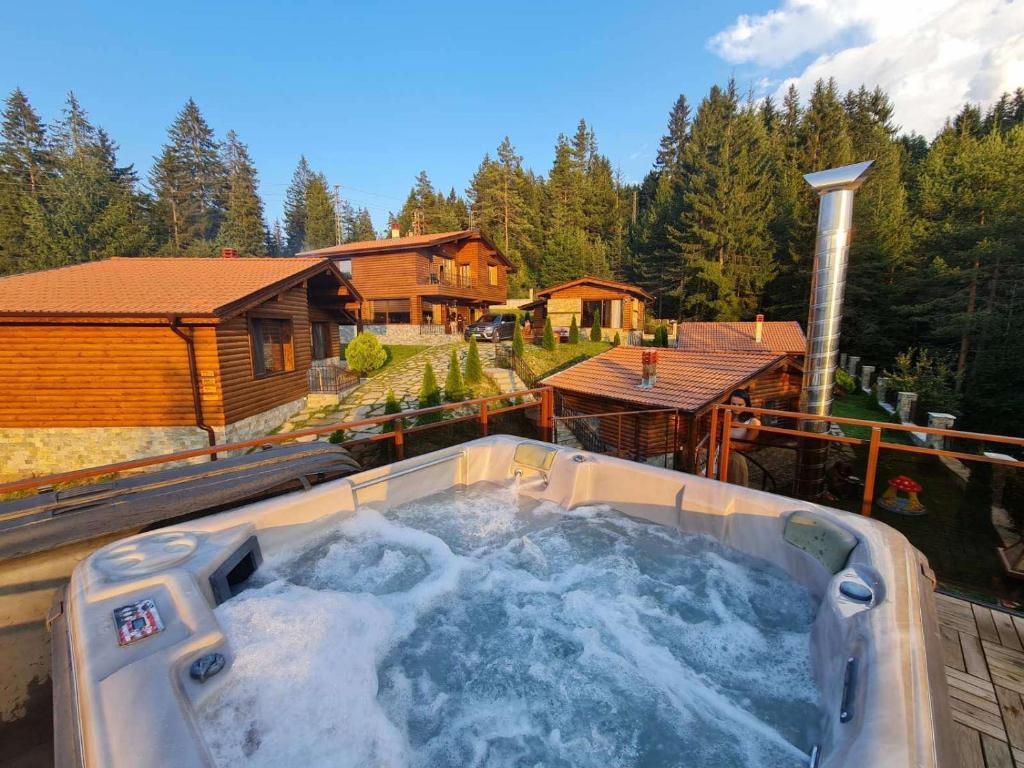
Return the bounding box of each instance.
[221,247,238,259]
[390,222,401,239]
[639,350,658,389]
[755,314,764,343]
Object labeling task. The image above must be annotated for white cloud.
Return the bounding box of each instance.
[710,0,1024,136]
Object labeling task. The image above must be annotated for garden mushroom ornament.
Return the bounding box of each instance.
[877,474,925,515]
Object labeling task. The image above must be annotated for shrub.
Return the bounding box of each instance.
[512,322,525,357]
[444,347,466,401]
[344,332,387,375]
[382,389,401,433]
[417,361,442,424]
[328,429,345,444]
[883,347,960,419]
[834,367,856,394]
[465,336,484,384]
[652,324,668,347]
[613,331,621,346]
[569,315,579,344]
[590,315,602,342]
[542,317,555,351]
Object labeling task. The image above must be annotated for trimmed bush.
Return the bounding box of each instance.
[590,315,602,342]
[835,367,856,394]
[568,315,579,344]
[613,331,621,346]
[417,361,442,424]
[328,429,345,443]
[444,347,466,401]
[654,324,669,347]
[542,317,555,351]
[382,389,401,432]
[344,331,387,375]
[465,336,484,384]
[512,322,525,357]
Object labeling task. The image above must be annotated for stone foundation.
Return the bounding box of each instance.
[0,397,308,481]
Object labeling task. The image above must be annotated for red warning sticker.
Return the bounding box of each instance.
[113,599,164,646]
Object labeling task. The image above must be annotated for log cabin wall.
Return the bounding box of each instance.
[555,391,686,459]
[348,249,431,322]
[453,238,508,304]
[0,322,219,427]
[542,284,646,332]
[308,305,343,358]
[216,282,313,425]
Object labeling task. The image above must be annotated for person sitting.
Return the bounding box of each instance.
[725,388,761,487]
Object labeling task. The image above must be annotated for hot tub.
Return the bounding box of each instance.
[52,436,954,767]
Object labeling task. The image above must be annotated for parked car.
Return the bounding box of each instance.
[464,313,518,342]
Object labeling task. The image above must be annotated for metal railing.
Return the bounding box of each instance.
[307,362,360,393]
[552,406,681,468]
[706,403,1023,515]
[0,388,555,497]
[423,271,473,289]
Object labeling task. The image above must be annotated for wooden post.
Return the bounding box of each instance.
[684,412,698,473]
[617,414,623,459]
[706,407,720,478]
[718,410,733,483]
[393,416,405,461]
[539,388,553,442]
[479,400,489,437]
[860,426,882,516]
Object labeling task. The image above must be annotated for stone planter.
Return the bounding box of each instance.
[926,412,956,450]
[860,365,875,393]
[896,391,918,423]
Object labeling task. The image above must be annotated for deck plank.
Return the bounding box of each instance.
[964,633,993,681]
[944,624,968,671]
[995,686,1024,750]
[984,734,1016,768]
[994,612,1024,651]
[948,666,998,701]
[950,696,1009,742]
[953,719,987,768]
[974,604,1003,644]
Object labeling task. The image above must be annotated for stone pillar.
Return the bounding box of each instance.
[926,412,957,449]
[860,365,875,393]
[876,377,888,405]
[896,391,918,423]
[846,355,860,377]
[840,353,848,370]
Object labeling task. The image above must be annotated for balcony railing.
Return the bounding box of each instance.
[422,271,474,289]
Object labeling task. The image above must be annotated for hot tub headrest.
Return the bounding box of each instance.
[784,511,858,574]
[513,443,557,472]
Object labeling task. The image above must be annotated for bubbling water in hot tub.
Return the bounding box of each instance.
[198,482,822,767]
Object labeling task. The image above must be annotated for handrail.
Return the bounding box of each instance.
[0,387,554,496]
[708,403,1021,515]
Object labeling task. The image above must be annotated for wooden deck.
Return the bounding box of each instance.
[937,592,1024,767]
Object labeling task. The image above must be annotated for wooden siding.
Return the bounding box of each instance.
[0,323,219,427]
[216,283,312,424]
[308,305,342,358]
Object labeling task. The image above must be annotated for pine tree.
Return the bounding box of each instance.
[444,347,466,401]
[512,321,525,357]
[0,88,52,273]
[220,130,265,255]
[304,173,336,250]
[417,362,442,424]
[345,207,376,242]
[383,389,402,432]
[464,336,484,384]
[655,95,690,176]
[568,315,579,344]
[542,316,555,351]
[590,314,602,342]
[267,219,285,256]
[149,99,226,254]
[283,156,313,254]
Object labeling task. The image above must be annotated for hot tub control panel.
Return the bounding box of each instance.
[113,599,164,646]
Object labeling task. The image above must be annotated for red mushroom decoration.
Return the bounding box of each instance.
[877,475,925,515]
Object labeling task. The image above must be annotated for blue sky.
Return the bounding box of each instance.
[3,0,1020,230]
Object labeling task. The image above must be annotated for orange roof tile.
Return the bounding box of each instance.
[299,229,514,269]
[541,347,784,412]
[0,257,355,319]
[675,321,806,355]
[536,275,654,301]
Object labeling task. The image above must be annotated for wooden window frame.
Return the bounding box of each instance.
[311,321,331,360]
[488,264,498,286]
[248,314,296,379]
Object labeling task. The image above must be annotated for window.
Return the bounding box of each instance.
[338,259,352,277]
[459,263,471,286]
[311,321,331,360]
[581,299,612,328]
[371,299,411,325]
[488,264,498,286]
[250,317,294,377]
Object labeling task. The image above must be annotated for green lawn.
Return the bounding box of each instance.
[522,341,611,378]
[831,389,912,444]
[341,343,429,379]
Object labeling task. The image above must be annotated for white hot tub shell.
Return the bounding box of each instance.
[53,436,955,767]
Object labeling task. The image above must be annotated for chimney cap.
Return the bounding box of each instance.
[804,160,874,194]
[221,247,238,258]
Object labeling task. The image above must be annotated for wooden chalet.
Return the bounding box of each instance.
[541,346,803,470]
[520,276,652,340]
[0,257,362,477]
[676,317,806,360]
[301,228,513,332]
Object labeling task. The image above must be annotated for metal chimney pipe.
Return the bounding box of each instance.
[794,160,873,500]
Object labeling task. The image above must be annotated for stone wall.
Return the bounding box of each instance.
[0,396,308,481]
[340,324,454,346]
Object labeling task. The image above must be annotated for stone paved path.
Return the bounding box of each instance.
[281,342,526,438]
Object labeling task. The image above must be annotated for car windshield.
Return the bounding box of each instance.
[477,315,498,323]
